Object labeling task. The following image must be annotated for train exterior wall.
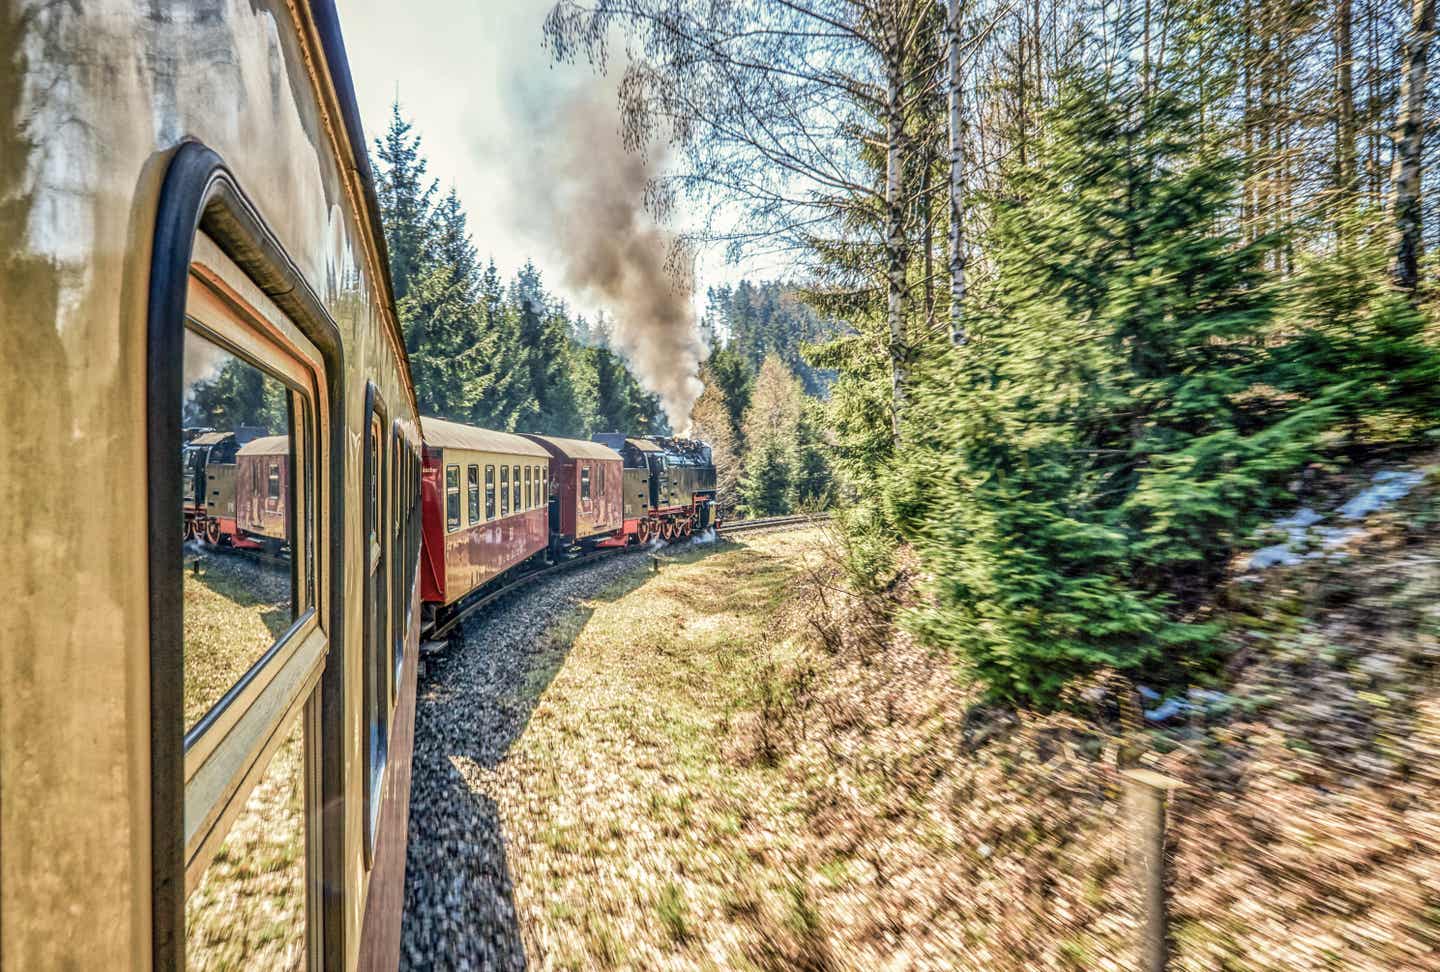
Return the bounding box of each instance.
[421,446,550,608]
[236,451,289,542]
[0,3,421,969]
[557,456,624,542]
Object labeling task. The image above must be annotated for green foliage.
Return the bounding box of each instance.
[900,73,1337,705]
[704,280,837,396]
[184,357,288,434]
[371,103,667,437]
[736,355,832,516]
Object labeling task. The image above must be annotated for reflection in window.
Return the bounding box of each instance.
[500,465,510,517]
[185,715,306,969]
[181,329,297,732]
[468,465,480,524]
[485,465,496,520]
[512,465,521,512]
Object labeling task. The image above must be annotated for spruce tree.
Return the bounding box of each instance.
[373,102,439,305]
[904,70,1330,705]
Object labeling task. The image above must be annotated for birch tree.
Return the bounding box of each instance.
[1389,0,1436,291]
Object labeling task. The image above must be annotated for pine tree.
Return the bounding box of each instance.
[739,438,791,516]
[373,102,439,304]
[401,188,494,420]
[903,70,1332,705]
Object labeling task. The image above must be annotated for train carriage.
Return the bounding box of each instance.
[419,418,552,618]
[2,3,424,970]
[236,434,290,548]
[519,434,625,551]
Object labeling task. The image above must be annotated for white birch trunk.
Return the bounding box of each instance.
[948,0,967,346]
[1390,0,1436,291]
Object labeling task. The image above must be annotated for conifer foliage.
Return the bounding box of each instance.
[372,103,667,436]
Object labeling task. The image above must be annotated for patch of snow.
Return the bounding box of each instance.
[1338,470,1425,520]
[1250,545,1304,570]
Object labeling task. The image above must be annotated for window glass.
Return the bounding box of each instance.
[524,465,532,510]
[512,465,521,512]
[581,465,591,502]
[467,465,480,524]
[500,465,510,516]
[485,465,496,519]
[446,465,460,531]
[180,329,299,732]
[186,714,306,968]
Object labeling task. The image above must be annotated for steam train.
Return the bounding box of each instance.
[0,2,703,970]
[184,417,719,636]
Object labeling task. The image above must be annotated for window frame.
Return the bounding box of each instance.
[485,465,496,520]
[500,464,510,517]
[467,464,480,524]
[581,464,592,503]
[173,249,328,936]
[445,464,461,532]
[512,464,521,512]
[362,385,390,865]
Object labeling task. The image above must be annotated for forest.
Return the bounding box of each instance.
[540,0,1440,706]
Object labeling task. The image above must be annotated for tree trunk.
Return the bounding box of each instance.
[887,59,907,439]
[1390,0,1436,292]
[948,0,968,345]
[1335,0,1359,226]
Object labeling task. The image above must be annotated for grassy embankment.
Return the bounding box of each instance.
[182,550,306,972]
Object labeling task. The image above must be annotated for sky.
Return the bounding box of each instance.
[338,0,781,322]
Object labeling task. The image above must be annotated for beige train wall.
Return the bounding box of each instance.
[0,1,415,968]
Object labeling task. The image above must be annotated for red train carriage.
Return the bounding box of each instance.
[420,418,552,624]
[519,435,625,552]
[235,435,289,552]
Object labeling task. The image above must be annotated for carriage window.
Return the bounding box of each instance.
[500,465,510,516]
[512,465,521,511]
[485,465,496,519]
[524,466,532,509]
[467,465,480,524]
[176,281,320,972]
[581,465,591,502]
[446,465,461,531]
[180,329,300,732]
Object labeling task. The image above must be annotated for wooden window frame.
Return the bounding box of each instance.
[485,465,496,520]
[445,464,461,533]
[467,464,480,525]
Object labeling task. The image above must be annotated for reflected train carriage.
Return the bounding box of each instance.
[519,434,625,552]
[2,3,424,970]
[419,418,551,629]
[236,435,290,552]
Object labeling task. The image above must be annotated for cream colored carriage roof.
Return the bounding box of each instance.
[237,435,288,457]
[626,437,663,453]
[422,416,550,458]
[189,431,230,447]
[518,433,622,462]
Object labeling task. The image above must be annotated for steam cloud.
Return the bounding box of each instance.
[524,86,707,432]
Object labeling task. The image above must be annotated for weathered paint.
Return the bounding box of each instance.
[0,1,419,968]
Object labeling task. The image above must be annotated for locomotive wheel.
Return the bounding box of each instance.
[681,519,693,538]
[205,519,222,545]
[661,519,676,542]
[636,520,650,544]
[183,520,195,541]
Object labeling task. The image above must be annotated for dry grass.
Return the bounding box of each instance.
[181,546,291,728]
[181,547,306,970]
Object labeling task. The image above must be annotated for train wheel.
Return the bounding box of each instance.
[205,519,222,545]
[183,519,194,541]
[637,520,650,544]
[681,518,693,538]
[661,519,676,542]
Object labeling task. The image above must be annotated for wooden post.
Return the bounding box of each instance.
[1123,769,1182,972]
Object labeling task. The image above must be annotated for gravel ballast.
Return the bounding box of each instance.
[400,549,654,971]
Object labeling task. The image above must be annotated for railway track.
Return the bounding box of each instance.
[718,512,831,534]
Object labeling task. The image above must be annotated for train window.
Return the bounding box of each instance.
[512,464,521,512]
[524,465,532,510]
[175,249,326,971]
[363,402,390,863]
[500,465,510,516]
[597,463,605,496]
[446,465,461,532]
[581,465,592,502]
[467,464,480,524]
[485,465,496,519]
[179,330,299,732]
